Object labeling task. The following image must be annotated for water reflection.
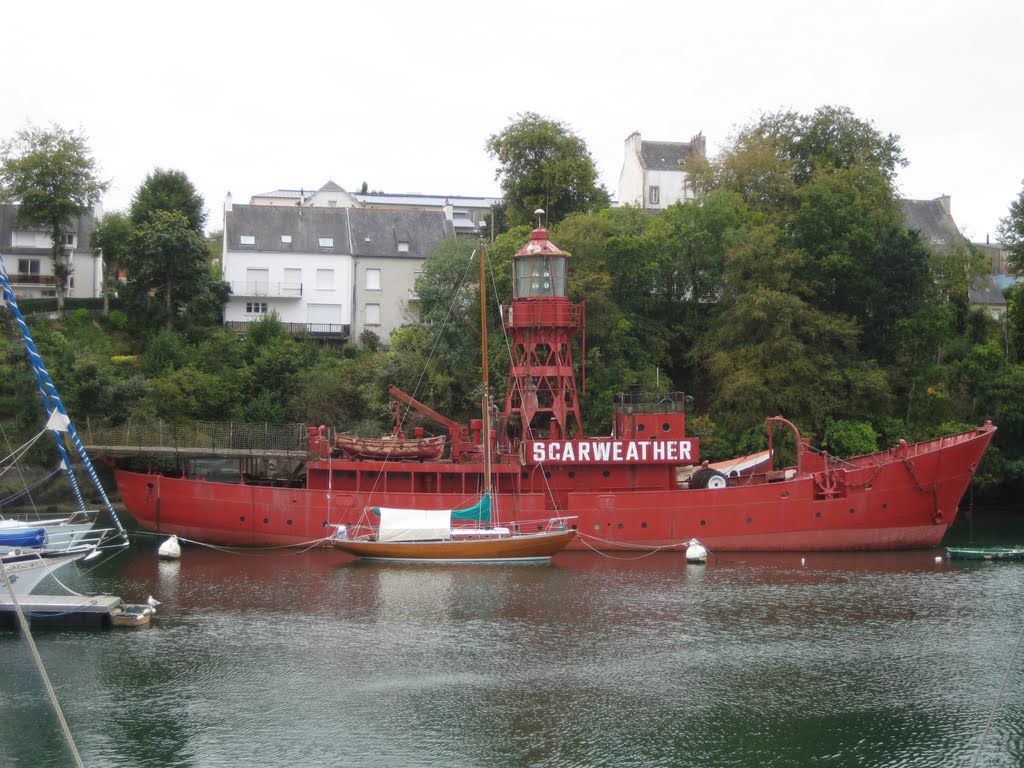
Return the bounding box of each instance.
[2,513,1023,768]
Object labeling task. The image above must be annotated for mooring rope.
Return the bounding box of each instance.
[0,559,85,768]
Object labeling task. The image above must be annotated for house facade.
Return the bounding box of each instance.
[901,195,1013,320]
[618,131,706,210]
[0,204,103,301]
[222,195,453,343]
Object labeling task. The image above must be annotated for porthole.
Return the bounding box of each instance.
[637,424,646,432]
[617,523,624,529]
[700,520,706,526]
[848,508,855,515]
[641,522,647,529]
[568,471,575,479]
[287,519,293,526]
[746,517,753,524]
[815,511,821,518]
[545,472,552,479]
[662,422,671,432]
[602,470,610,478]
[263,518,269,524]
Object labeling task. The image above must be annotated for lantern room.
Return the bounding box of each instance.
[512,229,569,299]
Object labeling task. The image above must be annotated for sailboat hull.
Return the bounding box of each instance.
[332,529,576,562]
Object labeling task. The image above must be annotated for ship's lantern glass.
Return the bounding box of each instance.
[514,255,567,298]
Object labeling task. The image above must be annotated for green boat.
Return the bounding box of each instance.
[946,546,1024,561]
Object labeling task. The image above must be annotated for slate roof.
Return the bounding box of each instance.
[640,139,703,171]
[225,204,451,257]
[969,275,1007,306]
[899,198,966,251]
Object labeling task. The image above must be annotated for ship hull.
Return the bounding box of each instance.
[113,424,995,552]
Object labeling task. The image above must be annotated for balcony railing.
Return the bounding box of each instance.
[8,274,56,286]
[228,281,302,298]
[224,320,349,341]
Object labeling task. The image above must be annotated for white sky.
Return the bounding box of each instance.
[3,1,1021,242]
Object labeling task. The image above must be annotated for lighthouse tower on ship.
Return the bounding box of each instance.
[499,222,584,445]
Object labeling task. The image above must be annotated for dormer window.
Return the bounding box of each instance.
[318,237,334,248]
[397,241,410,254]
[240,235,256,246]
[281,235,292,245]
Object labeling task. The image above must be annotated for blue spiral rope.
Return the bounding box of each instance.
[0,256,127,541]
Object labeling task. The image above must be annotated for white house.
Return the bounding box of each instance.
[0,204,104,301]
[222,194,453,343]
[618,131,706,210]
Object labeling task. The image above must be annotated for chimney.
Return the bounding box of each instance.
[937,195,951,215]
[224,191,233,213]
[443,199,454,222]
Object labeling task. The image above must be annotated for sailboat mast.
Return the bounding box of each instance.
[479,237,492,496]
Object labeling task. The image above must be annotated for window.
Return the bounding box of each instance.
[240,235,256,246]
[245,302,268,314]
[409,270,423,300]
[365,268,381,291]
[316,269,334,290]
[365,303,381,326]
[61,234,77,247]
[280,235,292,245]
[649,186,660,205]
[327,200,337,207]
[283,268,301,296]
[18,259,40,276]
[318,237,334,248]
[397,241,410,254]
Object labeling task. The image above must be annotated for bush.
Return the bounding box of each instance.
[107,310,128,331]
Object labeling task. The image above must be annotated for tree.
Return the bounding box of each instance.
[486,112,610,228]
[0,124,108,316]
[90,210,133,316]
[130,168,207,233]
[997,179,1024,273]
[126,210,212,330]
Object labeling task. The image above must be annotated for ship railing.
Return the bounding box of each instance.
[613,390,691,414]
[80,419,312,459]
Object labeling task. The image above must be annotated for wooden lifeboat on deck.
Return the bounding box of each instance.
[334,433,446,461]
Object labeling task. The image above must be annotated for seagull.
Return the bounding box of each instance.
[146,595,161,608]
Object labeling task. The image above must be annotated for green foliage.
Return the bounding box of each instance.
[130,168,207,233]
[106,310,129,331]
[486,113,610,228]
[821,418,878,456]
[126,209,214,330]
[997,179,1024,273]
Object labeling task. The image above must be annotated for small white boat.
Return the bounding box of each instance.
[0,514,97,554]
[0,547,95,597]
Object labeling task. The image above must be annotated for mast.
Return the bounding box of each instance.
[479,234,491,496]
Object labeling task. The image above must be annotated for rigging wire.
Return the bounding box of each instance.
[0,561,85,768]
[969,617,1024,768]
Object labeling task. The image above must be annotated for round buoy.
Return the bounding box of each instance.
[157,535,181,560]
[685,539,708,564]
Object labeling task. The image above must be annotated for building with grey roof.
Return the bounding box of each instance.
[249,180,498,237]
[901,195,1010,318]
[618,131,706,210]
[0,203,103,302]
[222,195,453,343]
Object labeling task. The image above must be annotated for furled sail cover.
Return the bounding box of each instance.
[376,507,452,542]
[451,493,491,523]
[0,528,46,548]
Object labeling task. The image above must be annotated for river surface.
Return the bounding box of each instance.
[2,509,1023,768]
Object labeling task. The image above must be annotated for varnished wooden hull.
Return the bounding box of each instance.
[332,529,576,562]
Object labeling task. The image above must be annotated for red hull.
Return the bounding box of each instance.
[113,424,995,552]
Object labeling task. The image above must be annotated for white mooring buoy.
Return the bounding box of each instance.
[157,535,181,560]
[685,539,708,564]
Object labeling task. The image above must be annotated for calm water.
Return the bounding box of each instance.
[2,510,1023,768]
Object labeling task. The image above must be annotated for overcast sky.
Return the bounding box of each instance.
[4,1,1021,243]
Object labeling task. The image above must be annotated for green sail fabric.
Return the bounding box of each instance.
[451,493,492,523]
